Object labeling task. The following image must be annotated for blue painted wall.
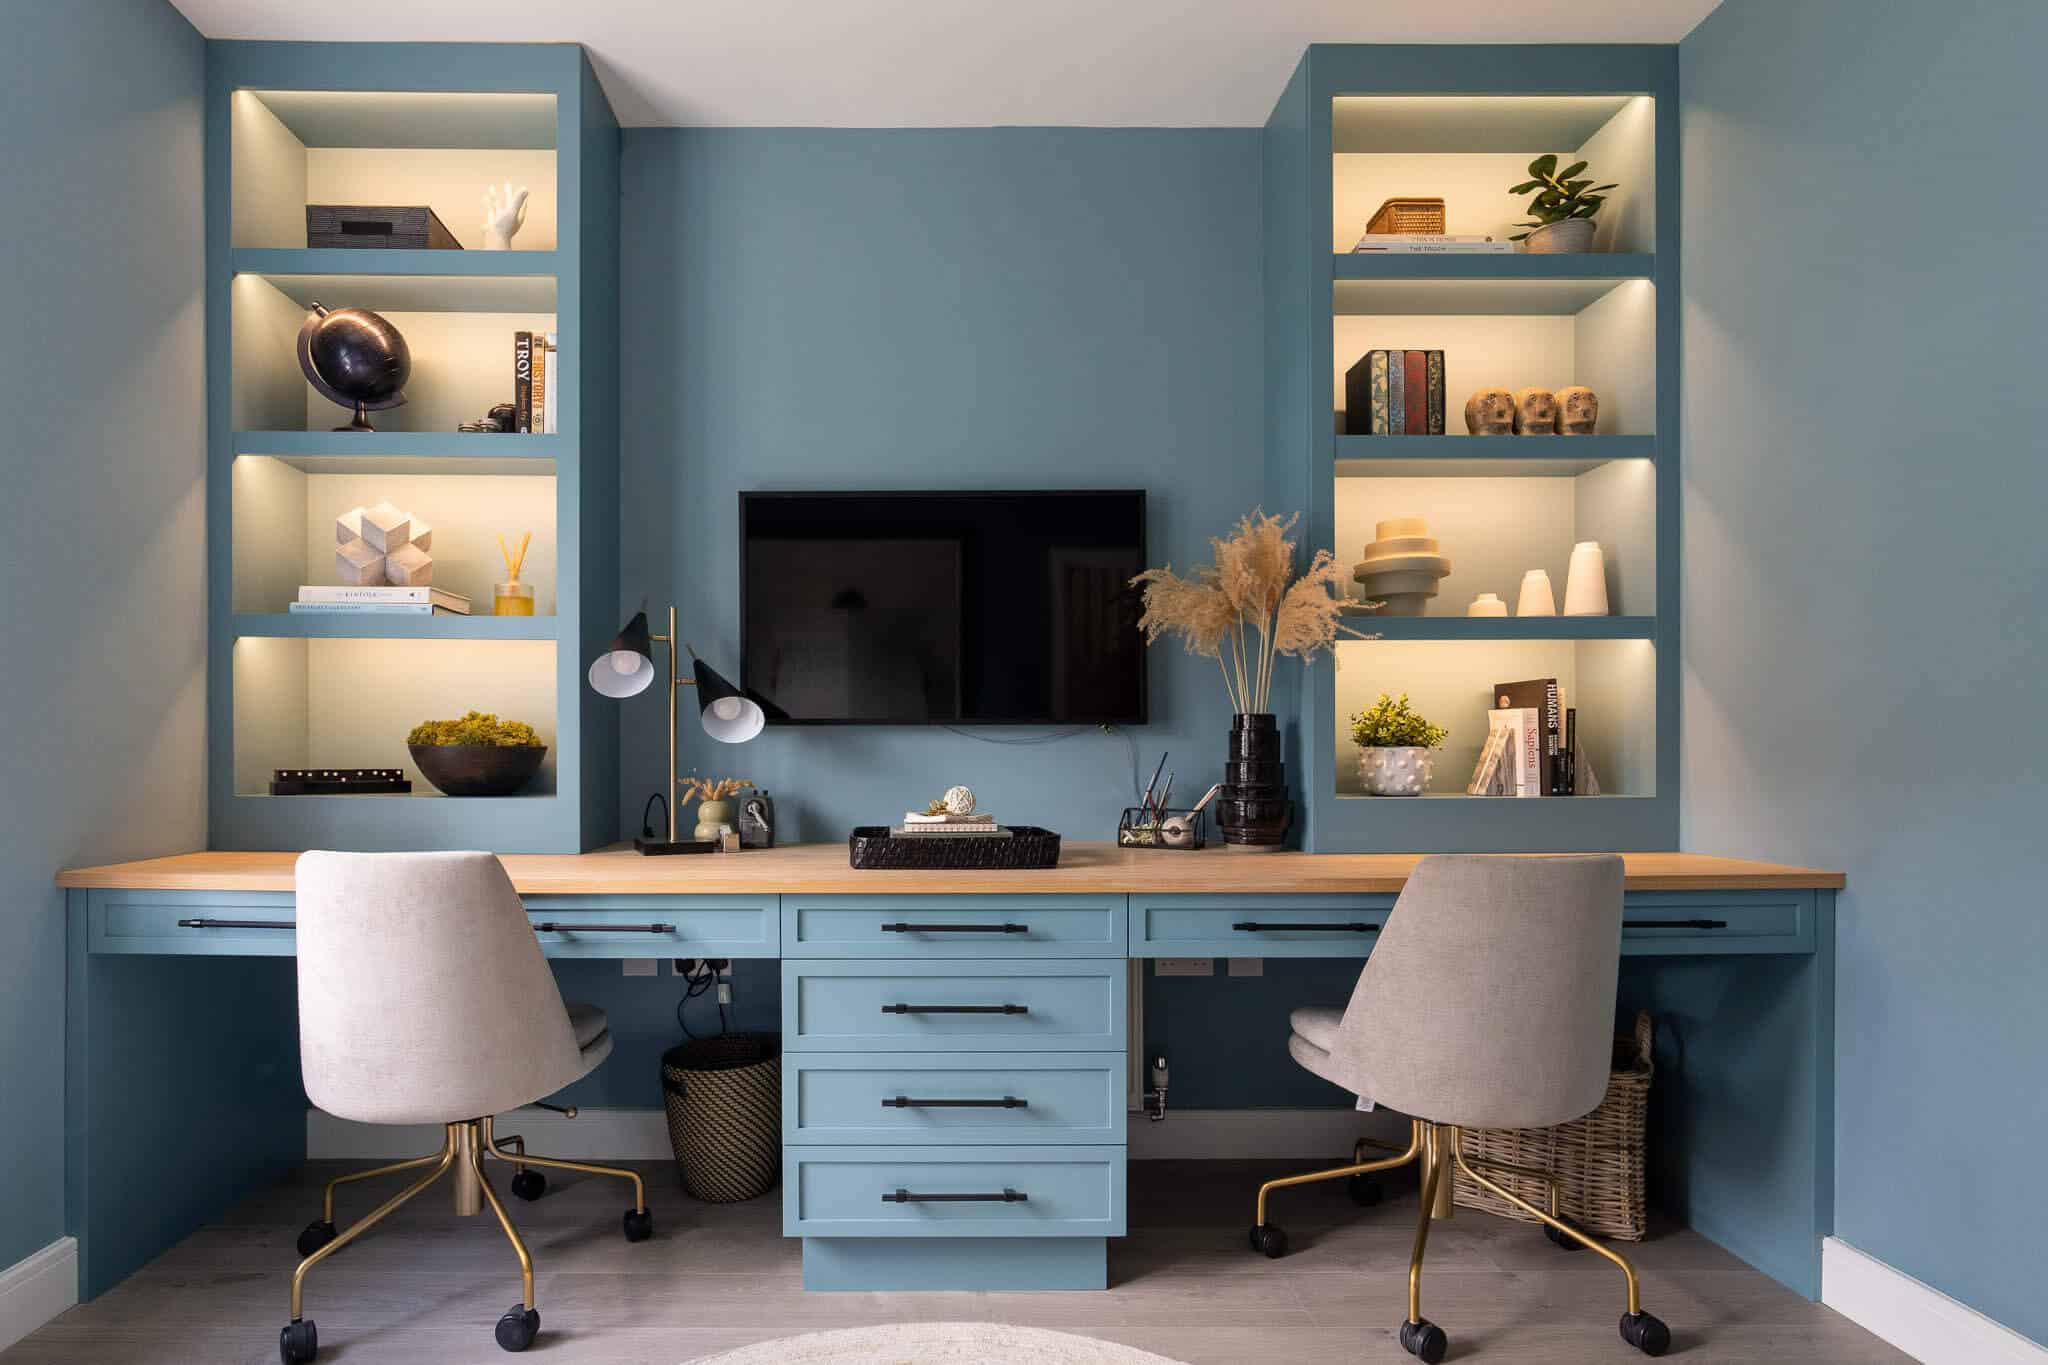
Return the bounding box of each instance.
[0,0,207,1271]
[1681,0,2048,1342]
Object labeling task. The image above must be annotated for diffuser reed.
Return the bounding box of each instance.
[495,530,535,616]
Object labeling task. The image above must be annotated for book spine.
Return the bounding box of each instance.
[531,341,547,439]
[1544,681,1565,794]
[1343,355,1372,435]
[298,585,430,602]
[543,333,559,434]
[1426,351,1445,434]
[1350,241,1517,253]
[1369,351,1389,435]
[288,601,435,615]
[1561,707,1578,796]
[1403,352,1427,434]
[1388,352,1405,435]
[1354,233,1500,244]
[513,331,533,434]
[1519,711,1542,796]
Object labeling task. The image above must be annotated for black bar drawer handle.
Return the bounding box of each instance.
[882,922,1028,934]
[1232,921,1381,933]
[1623,919,1729,930]
[882,1095,1028,1109]
[177,918,294,930]
[882,1188,1027,1204]
[530,922,676,934]
[881,1003,1028,1015]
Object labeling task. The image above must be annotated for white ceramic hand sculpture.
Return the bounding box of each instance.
[482,183,530,250]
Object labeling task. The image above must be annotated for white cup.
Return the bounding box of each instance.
[1563,541,1610,616]
[1516,569,1557,617]
[1467,592,1508,617]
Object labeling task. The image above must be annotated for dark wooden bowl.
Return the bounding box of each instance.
[408,743,546,797]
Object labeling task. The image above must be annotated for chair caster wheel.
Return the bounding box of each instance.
[295,1220,337,1258]
[1398,1317,1447,1363]
[510,1170,546,1201]
[622,1207,653,1242]
[495,1305,540,1353]
[1619,1311,1670,1356]
[1248,1223,1288,1258]
[1347,1173,1383,1207]
[279,1317,318,1363]
[1544,1215,1585,1251]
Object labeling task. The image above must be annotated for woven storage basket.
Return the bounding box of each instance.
[848,826,1062,870]
[1450,1011,1653,1240]
[660,1033,781,1203]
[1366,196,1447,234]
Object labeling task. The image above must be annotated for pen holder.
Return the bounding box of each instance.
[1118,806,1207,850]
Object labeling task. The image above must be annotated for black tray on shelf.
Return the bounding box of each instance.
[848,826,1062,871]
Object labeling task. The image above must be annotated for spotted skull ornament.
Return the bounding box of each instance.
[1512,386,1558,435]
[1463,387,1515,435]
[1556,386,1599,435]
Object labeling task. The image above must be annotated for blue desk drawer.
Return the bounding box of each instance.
[782,960,1126,1052]
[783,895,1126,958]
[1130,894,1392,957]
[1622,893,1814,954]
[522,895,779,958]
[91,892,299,955]
[785,1053,1126,1145]
[784,1144,1126,1238]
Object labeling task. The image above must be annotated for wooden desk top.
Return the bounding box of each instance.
[56,844,1844,895]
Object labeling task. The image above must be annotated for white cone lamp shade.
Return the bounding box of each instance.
[589,611,656,698]
[694,659,765,743]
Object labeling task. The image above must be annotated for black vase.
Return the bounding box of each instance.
[1213,713,1291,849]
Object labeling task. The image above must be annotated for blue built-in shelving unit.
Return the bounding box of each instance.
[1264,46,1680,852]
[204,43,620,852]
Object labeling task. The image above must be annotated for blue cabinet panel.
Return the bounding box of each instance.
[1621,892,1814,955]
[784,1144,1126,1238]
[91,891,299,956]
[784,1052,1126,1146]
[781,959,1126,1052]
[782,894,1126,958]
[523,894,779,958]
[1131,893,1394,957]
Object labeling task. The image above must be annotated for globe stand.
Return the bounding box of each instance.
[335,403,378,433]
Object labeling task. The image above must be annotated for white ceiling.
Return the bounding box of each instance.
[169,0,1722,128]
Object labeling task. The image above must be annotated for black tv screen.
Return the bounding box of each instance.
[741,491,1147,725]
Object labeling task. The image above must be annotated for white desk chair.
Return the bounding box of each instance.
[281,851,652,1363]
[1249,854,1669,1362]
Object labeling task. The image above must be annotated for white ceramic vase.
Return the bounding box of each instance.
[1467,592,1507,617]
[1516,569,1557,616]
[1563,541,1610,616]
[1359,746,1433,796]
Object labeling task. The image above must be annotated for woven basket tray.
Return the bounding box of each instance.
[848,826,1062,870]
[1450,1011,1653,1240]
[1366,196,1447,234]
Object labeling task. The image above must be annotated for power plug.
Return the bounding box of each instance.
[716,982,733,1006]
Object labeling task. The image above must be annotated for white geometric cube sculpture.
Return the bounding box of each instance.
[335,501,433,587]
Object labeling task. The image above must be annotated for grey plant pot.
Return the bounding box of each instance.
[1358,745,1434,796]
[1521,218,1598,254]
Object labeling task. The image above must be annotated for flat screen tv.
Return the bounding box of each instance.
[741,490,1147,725]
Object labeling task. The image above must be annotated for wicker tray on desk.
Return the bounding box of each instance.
[848,826,1062,870]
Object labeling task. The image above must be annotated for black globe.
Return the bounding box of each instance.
[297,303,411,430]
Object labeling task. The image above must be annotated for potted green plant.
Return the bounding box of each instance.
[1508,154,1618,254]
[1350,693,1449,796]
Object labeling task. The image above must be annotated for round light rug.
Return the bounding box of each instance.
[688,1322,1188,1365]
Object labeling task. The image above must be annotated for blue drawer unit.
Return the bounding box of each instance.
[782,959,1126,1052]
[1621,892,1816,955]
[91,891,300,955]
[784,1052,1126,1146]
[782,894,1126,958]
[785,1144,1126,1239]
[522,894,780,959]
[1130,894,1394,958]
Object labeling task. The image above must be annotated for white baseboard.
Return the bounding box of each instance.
[0,1238,78,1355]
[307,1107,674,1161]
[310,1105,1401,1165]
[1822,1236,2047,1365]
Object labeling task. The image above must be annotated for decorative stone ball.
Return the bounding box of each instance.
[1512,387,1559,435]
[1557,386,1599,435]
[943,785,976,815]
[1464,388,1515,435]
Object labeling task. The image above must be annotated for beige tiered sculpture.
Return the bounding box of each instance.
[335,500,434,586]
[1352,517,1452,617]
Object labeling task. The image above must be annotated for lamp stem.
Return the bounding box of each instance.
[667,604,680,845]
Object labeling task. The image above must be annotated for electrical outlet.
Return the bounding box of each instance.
[712,959,733,979]
[1154,958,1213,977]
[1228,957,1264,977]
[622,958,658,977]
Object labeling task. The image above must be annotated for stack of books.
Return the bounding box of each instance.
[513,330,559,434]
[1466,677,1601,796]
[1345,349,1446,435]
[288,586,472,616]
[891,812,1011,839]
[1352,233,1515,254]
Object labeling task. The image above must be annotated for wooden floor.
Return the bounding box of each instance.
[5,1159,1905,1364]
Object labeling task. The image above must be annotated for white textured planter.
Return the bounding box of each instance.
[1521,217,1597,253]
[1358,746,1434,796]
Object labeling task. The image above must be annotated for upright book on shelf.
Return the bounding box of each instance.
[1426,350,1446,433]
[1403,351,1428,434]
[513,331,534,433]
[1485,707,1543,797]
[1494,678,1565,794]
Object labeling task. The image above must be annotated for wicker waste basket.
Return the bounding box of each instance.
[1450,1011,1653,1240]
[660,1033,781,1203]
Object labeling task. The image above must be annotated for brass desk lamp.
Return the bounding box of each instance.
[587,607,764,853]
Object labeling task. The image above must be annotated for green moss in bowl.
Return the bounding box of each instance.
[407,711,547,796]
